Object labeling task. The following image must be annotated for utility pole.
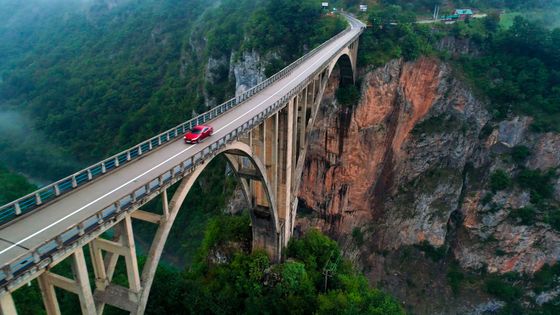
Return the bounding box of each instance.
[433,5,440,20]
[322,251,341,292]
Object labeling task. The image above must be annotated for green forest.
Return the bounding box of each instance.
[0,0,344,181]
[358,3,560,132]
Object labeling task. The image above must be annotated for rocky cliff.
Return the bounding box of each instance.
[297,57,560,313]
[203,50,274,106]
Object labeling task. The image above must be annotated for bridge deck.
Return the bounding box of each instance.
[0,17,363,269]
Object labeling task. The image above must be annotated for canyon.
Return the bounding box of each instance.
[297,57,560,313]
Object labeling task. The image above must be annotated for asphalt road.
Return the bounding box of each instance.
[0,16,365,270]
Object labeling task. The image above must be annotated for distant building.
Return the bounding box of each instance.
[452,9,474,20]
[359,4,368,12]
[322,2,329,8]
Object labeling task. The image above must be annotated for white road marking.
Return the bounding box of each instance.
[0,26,360,257]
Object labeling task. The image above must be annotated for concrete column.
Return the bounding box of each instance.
[248,130,253,148]
[300,87,308,152]
[291,99,298,190]
[71,248,97,315]
[37,274,61,315]
[262,120,267,168]
[312,78,317,111]
[254,123,267,208]
[89,242,107,291]
[162,189,169,219]
[89,240,119,315]
[273,113,279,201]
[264,114,278,199]
[282,99,294,245]
[122,215,141,295]
[0,293,17,315]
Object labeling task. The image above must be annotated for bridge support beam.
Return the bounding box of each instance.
[0,292,17,315]
[90,215,141,314]
[37,247,96,315]
[37,273,60,315]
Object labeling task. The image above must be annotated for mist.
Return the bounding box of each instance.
[0,109,81,185]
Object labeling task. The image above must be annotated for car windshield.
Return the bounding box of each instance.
[190,128,203,134]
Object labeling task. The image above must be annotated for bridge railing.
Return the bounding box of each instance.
[0,23,356,226]
[0,26,363,288]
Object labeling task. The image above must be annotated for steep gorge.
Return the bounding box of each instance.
[297,57,560,313]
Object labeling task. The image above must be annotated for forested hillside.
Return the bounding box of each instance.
[357,3,560,133]
[0,0,344,181]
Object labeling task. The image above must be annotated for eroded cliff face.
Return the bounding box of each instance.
[300,57,488,244]
[297,57,560,313]
[203,50,276,106]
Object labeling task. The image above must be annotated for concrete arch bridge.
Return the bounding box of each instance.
[0,15,365,315]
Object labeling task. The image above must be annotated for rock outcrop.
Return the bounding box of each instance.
[297,57,560,313]
[299,57,489,247]
[231,51,267,96]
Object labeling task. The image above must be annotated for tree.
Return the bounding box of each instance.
[490,170,512,192]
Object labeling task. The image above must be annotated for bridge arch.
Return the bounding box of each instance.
[327,47,357,87]
[136,141,279,314]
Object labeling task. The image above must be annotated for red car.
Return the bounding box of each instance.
[184,125,213,144]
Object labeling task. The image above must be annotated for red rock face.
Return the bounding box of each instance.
[295,56,560,313]
[299,57,443,235]
[297,57,560,276]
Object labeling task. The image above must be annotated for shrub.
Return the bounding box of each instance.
[516,169,554,203]
[447,264,465,295]
[335,84,360,107]
[510,207,536,225]
[532,263,560,293]
[490,170,512,192]
[495,249,507,256]
[484,276,522,302]
[481,193,493,205]
[546,208,560,232]
[352,227,364,247]
[510,146,531,164]
[415,240,446,262]
[0,166,36,205]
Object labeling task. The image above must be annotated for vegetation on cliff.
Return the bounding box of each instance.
[310,2,560,313]
[146,226,404,315]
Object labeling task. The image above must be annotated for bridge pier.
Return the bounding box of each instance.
[36,247,96,315]
[0,292,17,315]
[89,215,141,313]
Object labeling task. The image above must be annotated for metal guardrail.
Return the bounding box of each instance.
[0,18,364,287]
[0,25,354,227]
